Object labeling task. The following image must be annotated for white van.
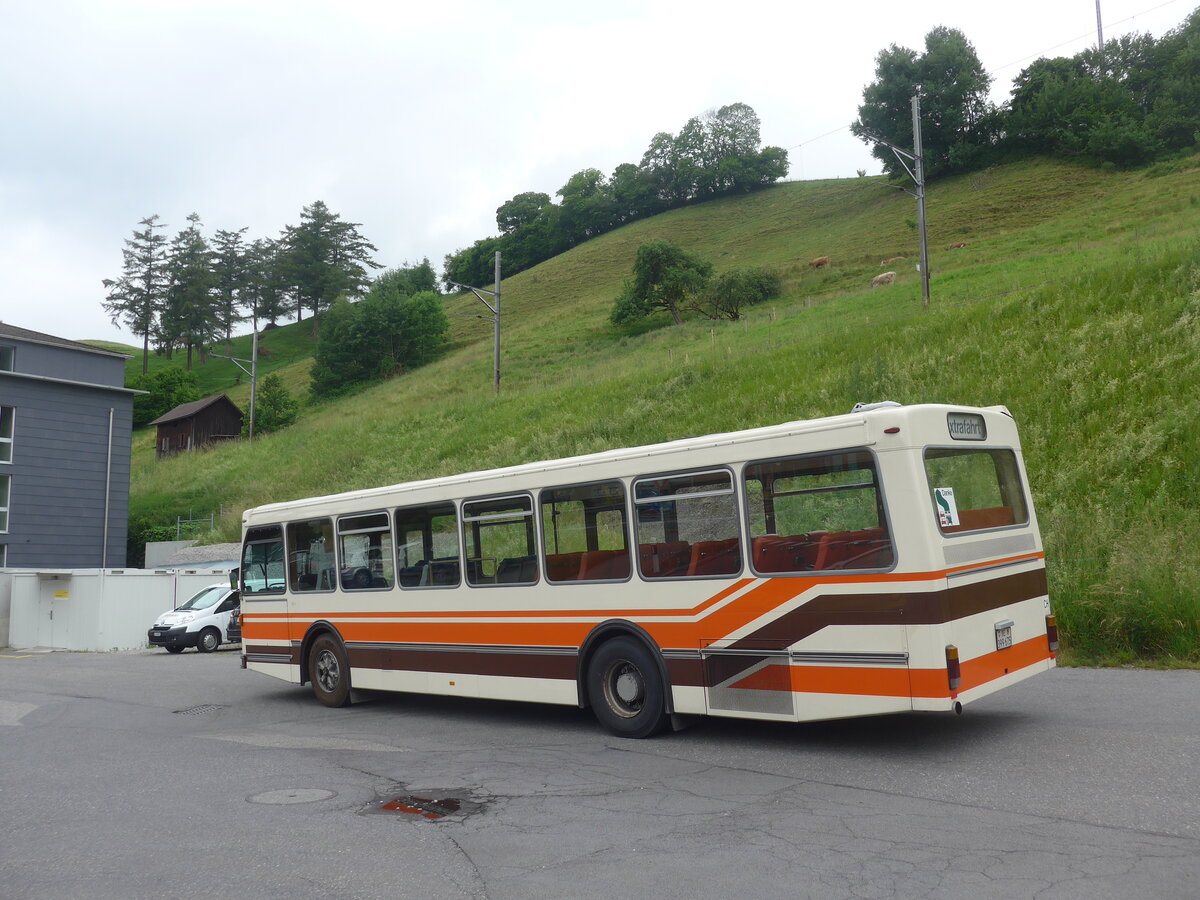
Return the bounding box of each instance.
[148,584,241,653]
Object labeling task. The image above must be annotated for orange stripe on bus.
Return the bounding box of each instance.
[720,635,1052,699]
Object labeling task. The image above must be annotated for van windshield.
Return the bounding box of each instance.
[177,586,226,611]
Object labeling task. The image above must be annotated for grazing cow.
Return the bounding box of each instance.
[808,256,830,269]
[880,256,907,265]
[947,242,969,250]
[870,271,896,288]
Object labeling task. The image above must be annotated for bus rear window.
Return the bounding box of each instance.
[924,448,1029,534]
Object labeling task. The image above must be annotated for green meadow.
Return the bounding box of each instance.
[115,156,1200,665]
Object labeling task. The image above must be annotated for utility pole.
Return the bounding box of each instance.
[449,250,502,394]
[212,329,259,439]
[911,94,931,310]
[1096,1,1104,51]
[859,92,931,309]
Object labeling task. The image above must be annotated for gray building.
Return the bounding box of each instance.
[0,322,136,568]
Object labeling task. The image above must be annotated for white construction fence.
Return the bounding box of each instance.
[1,568,235,652]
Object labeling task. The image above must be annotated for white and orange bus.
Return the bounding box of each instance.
[236,402,1056,737]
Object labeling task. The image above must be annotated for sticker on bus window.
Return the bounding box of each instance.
[934,487,960,527]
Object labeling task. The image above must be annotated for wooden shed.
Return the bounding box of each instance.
[150,394,243,458]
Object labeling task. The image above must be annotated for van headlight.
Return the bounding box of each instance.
[179,614,195,624]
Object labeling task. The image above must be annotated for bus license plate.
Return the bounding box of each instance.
[995,621,1014,651]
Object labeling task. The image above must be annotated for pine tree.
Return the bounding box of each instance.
[102,215,169,374]
[160,213,220,370]
[211,227,250,343]
[279,201,381,329]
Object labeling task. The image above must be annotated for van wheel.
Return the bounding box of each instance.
[309,634,351,707]
[586,637,668,738]
[196,628,220,653]
[166,646,185,654]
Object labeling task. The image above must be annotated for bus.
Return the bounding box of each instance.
[236,402,1056,737]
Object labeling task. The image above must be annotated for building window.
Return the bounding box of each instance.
[0,543,6,567]
[0,345,12,371]
[0,473,9,532]
[0,406,13,463]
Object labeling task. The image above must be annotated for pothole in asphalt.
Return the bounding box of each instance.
[248,788,338,805]
[364,788,483,820]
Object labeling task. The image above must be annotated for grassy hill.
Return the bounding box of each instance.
[126,155,1200,665]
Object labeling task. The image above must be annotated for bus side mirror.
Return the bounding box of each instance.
[229,567,240,591]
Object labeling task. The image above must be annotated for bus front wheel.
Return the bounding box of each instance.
[586,637,667,739]
[309,634,351,708]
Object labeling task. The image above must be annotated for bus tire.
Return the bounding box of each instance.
[309,634,351,708]
[586,637,667,738]
[196,628,220,653]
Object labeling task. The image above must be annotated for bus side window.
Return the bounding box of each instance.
[541,481,630,583]
[337,512,394,590]
[287,518,335,592]
[395,502,461,589]
[744,450,894,574]
[633,470,741,579]
[462,495,538,587]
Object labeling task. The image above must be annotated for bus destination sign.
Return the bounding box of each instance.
[947,412,987,441]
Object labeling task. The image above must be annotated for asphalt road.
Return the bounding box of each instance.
[1,648,1197,899]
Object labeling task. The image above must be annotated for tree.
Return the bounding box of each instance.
[211,226,249,343]
[128,367,200,428]
[557,168,615,243]
[698,267,782,320]
[243,237,293,329]
[279,201,381,328]
[853,27,993,178]
[374,259,439,298]
[496,192,553,235]
[309,285,449,399]
[102,215,168,374]
[610,240,713,327]
[159,213,220,370]
[249,373,299,435]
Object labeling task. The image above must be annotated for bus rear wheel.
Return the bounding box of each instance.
[309,634,351,708]
[586,637,667,739]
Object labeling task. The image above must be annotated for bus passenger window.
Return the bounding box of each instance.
[287,518,335,591]
[924,448,1029,534]
[744,451,894,573]
[462,495,538,586]
[395,502,461,589]
[241,525,285,593]
[337,512,394,590]
[634,470,741,579]
[541,481,630,582]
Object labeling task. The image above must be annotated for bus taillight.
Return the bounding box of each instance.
[1046,615,1059,653]
[946,645,961,694]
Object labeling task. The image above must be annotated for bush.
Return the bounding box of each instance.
[310,284,449,400]
[130,368,201,428]
[248,373,299,435]
[699,266,782,320]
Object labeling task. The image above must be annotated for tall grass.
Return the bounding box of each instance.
[126,156,1200,665]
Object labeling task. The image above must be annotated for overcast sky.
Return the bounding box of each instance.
[1,0,1192,346]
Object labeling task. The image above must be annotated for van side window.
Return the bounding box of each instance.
[744,451,894,573]
[241,525,285,594]
[288,518,335,592]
